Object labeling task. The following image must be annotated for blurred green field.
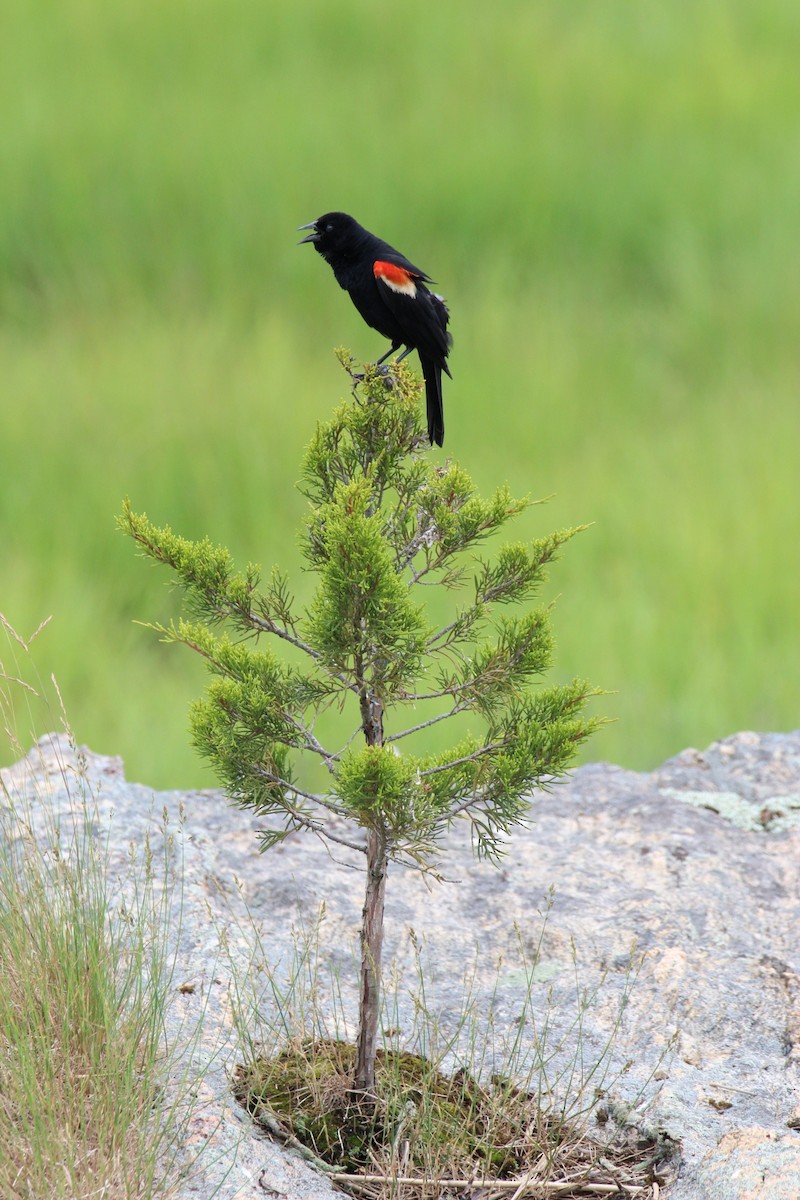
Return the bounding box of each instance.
[2,0,798,788]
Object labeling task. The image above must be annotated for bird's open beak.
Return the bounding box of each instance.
[297,222,319,245]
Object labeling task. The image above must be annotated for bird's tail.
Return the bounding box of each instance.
[420,356,444,447]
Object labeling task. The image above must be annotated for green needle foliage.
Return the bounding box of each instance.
[119,352,600,1096]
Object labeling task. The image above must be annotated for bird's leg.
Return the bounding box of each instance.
[372,345,414,380]
[374,343,401,368]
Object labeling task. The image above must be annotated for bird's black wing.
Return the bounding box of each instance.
[372,259,450,363]
[370,242,435,283]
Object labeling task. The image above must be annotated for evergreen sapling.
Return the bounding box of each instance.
[119,353,600,1096]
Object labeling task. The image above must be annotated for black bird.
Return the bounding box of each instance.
[299,212,452,447]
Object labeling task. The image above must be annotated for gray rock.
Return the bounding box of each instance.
[2,729,799,1199]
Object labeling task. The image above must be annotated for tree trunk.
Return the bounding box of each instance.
[354,826,388,1095]
[354,683,387,1096]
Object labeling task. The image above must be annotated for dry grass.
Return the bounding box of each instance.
[0,616,196,1199]
[227,907,676,1200]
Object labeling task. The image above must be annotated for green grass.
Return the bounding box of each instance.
[2,0,799,787]
[0,622,194,1198]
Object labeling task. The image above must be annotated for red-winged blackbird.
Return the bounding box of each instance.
[298,212,452,447]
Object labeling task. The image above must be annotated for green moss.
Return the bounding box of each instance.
[233,1038,542,1176]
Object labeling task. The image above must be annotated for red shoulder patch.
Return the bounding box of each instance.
[373,260,417,294]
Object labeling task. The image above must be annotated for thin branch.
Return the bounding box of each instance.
[409,575,445,586]
[280,809,366,857]
[449,794,485,820]
[251,765,348,817]
[408,553,446,587]
[404,651,508,702]
[426,616,470,649]
[254,777,366,855]
[405,658,511,703]
[403,684,457,702]
[250,1108,338,1173]
[248,611,309,651]
[445,788,497,821]
[311,832,367,872]
[384,703,468,743]
[284,713,340,775]
[385,489,420,552]
[308,822,367,856]
[173,632,344,771]
[426,601,485,649]
[406,516,501,589]
[334,723,367,759]
[440,771,537,826]
[420,739,507,777]
[238,607,360,695]
[178,600,359,701]
[397,523,436,575]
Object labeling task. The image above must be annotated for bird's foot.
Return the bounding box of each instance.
[351,363,396,391]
